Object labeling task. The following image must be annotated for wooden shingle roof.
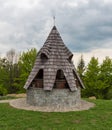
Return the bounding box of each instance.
[24,26,85,91]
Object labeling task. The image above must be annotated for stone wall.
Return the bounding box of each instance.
[26,88,81,108]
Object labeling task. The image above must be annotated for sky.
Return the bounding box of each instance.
[0,0,112,66]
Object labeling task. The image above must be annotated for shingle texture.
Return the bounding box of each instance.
[24,26,85,91]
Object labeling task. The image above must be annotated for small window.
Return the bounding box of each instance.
[41,53,48,59]
[36,69,43,79]
[67,54,73,63]
[69,54,73,60]
[56,69,65,79]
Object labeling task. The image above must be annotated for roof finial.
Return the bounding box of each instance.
[53,15,55,26]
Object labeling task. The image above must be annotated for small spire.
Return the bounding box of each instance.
[53,16,55,26]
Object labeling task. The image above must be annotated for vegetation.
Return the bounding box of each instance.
[77,56,112,99]
[82,57,102,98]
[0,48,112,99]
[0,99,112,130]
[0,48,37,95]
[77,54,85,79]
[16,48,37,91]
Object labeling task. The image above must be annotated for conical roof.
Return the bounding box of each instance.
[24,26,85,91]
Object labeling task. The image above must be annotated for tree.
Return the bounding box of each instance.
[99,57,112,99]
[0,58,9,95]
[77,54,85,80]
[0,48,37,94]
[17,48,37,89]
[82,57,103,98]
[6,49,17,64]
[6,49,20,93]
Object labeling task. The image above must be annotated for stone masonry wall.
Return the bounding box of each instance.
[26,88,81,107]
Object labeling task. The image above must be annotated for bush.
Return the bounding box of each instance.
[105,87,112,99]
[0,84,7,96]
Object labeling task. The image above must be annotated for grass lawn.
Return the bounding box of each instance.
[0,99,112,130]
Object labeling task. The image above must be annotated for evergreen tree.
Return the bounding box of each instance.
[77,54,85,80]
[82,57,103,98]
[99,57,112,99]
[0,58,9,95]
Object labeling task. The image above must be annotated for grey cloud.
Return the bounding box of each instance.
[0,0,112,55]
[56,0,112,52]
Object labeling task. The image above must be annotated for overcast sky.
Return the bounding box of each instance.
[0,0,112,65]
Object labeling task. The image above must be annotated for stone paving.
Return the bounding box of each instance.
[0,98,95,112]
[10,98,95,112]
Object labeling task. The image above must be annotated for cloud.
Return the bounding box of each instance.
[0,0,112,57]
[57,0,112,52]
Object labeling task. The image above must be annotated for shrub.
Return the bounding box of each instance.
[0,84,7,96]
[105,87,112,99]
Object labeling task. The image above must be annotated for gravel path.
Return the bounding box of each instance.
[0,99,13,103]
[8,98,95,112]
[0,98,95,112]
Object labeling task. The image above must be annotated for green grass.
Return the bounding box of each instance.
[0,99,112,130]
